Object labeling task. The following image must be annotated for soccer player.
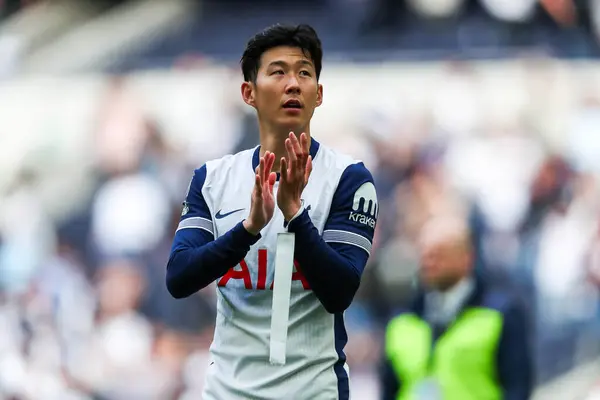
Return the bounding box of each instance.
[166,24,378,400]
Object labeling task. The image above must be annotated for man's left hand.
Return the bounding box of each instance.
[278,132,312,221]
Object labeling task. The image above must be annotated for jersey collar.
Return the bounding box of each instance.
[252,137,320,175]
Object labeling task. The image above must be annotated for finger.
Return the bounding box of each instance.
[285,138,297,163]
[265,152,275,178]
[304,155,312,185]
[289,132,303,156]
[261,152,270,182]
[258,156,265,183]
[255,173,262,196]
[285,140,297,175]
[296,134,308,177]
[300,133,309,155]
[263,155,274,192]
[268,172,277,192]
[290,135,306,179]
[280,157,288,184]
[255,165,261,190]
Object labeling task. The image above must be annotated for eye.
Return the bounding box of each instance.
[271,70,284,75]
[300,70,311,77]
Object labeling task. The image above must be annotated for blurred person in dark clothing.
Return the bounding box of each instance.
[380,215,533,400]
[519,155,573,235]
[0,0,32,19]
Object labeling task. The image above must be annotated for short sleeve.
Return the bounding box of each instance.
[322,162,378,255]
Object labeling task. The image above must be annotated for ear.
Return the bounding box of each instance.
[241,81,256,108]
[315,83,323,108]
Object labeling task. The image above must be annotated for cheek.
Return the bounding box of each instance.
[305,85,319,103]
[254,82,280,105]
[421,258,439,274]
[255,93,276,112]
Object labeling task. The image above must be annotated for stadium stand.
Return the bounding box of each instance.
[1,1,600,398]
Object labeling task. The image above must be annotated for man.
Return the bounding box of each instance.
[380,215,533,400]
[166,24,378,400]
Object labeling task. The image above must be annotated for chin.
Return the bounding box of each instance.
[277,117,307,133]
[421,274,440,289]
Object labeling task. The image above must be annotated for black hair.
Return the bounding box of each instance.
[241,24,323,82]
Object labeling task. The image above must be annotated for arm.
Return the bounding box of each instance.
[497,301,533,400]
[287,162,377,313]
[379,356,401,400]
[166,165,260,298]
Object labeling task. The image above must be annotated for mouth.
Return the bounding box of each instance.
[282,99,303,109]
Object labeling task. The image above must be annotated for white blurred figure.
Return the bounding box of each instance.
[24,331,70,399]
[431,62,482,138]
[407,0,464,18]
[567,96,600,176]
[0,170,56,295]
[181,350,211,396]
[66,261,177,399]
[0,34,23,79]
[330,133,377,173]
[350,371,380,400]
[534,176,600,327]
[91,173,170,257]
[0,351,27,399]
[445,126,544,231]
[94,78,149,176]
[36,246,96,347]
[0,301,27,398]
[444,124,545,272]
[479,0,536,23]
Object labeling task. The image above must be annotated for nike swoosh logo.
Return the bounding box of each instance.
[215,208,244,219]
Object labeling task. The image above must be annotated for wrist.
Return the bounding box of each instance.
[242,219,262,236]
[282,201,303,221]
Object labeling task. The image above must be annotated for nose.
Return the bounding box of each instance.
[285,75,301,94]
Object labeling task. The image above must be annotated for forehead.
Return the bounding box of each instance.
[259,46,313,68]
[418,218,469,252]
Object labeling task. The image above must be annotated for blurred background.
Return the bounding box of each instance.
[1,0,600,399]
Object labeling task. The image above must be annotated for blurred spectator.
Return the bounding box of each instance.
[567,94,600,175]
[0,169,56,295]
[1,7,600,395]
[94,77,149,177]
[380,215,533,400]
[0,0,34,20]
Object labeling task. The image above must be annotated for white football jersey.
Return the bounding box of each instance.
[172,139,378,400]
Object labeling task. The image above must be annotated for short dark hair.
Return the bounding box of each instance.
[240,24,323,82]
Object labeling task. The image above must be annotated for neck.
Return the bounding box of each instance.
[434,275,468,293]
[258,123,311,171]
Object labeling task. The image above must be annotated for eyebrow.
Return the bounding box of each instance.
[267,60,314,69]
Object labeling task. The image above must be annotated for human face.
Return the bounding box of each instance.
[241,46,323,133]
[418,223,472,291]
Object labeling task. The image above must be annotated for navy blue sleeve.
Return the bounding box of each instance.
[379,356,400,400]
[497,301,533,400]
[166,165,260,298]
[287,162,377,313]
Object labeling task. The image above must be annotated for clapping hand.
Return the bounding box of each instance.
[243,151,277,235]
[277,132,312,221]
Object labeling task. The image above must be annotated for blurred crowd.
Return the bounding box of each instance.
[116,0,600,71]
[1,58,600,399]
[0,0,32,20]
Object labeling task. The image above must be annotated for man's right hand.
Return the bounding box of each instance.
[243,151,276,236]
